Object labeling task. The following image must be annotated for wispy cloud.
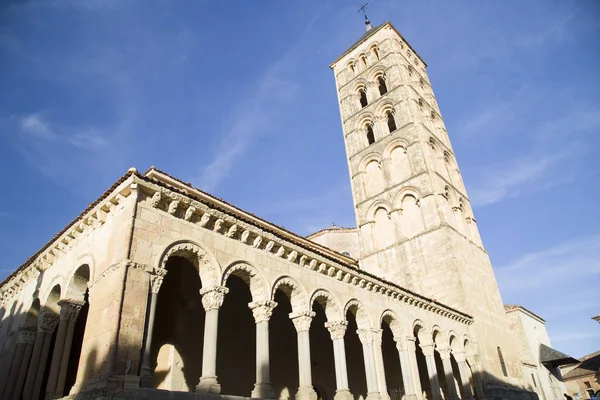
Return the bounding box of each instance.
[20,114,56,140]
[469,151,570,206]
[496,234,600,292]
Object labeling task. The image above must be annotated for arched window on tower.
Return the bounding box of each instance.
[366,124,375,145]
[497,347,508,377]
[378,76,388,95]
[387,111,397,133]
[420,78,425,88]
[360,55,367,69]
[359,89,368,108]
[372,47,380,60]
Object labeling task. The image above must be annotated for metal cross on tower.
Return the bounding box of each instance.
[358,2,372,30]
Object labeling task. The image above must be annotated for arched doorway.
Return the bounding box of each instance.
[151,256,205,391]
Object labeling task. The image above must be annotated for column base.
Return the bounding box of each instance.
[334,388,354,400]
[366,392,383,400]
[296,385,318,400]
[196,375,221,394]
[139,366,154,388]
[402,394,419,400]
[252,382,275,399]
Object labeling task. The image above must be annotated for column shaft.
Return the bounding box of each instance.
[396,338,417,400]
[291,311,317,400]
[5,342,27,399]
[439,351,461,400]
[372,330,389,400]
[421,344,443,400]
[55,317,78,396]
[358,329,382,400]
[196,286,228,394]
[32,331,55,400]
[326,321,352,400]
[250,300,277,399]
[45,318,68,396]
[456,360,475,400]
[23,330,46,400]
[13,339,35,400]
[139,292,159,387]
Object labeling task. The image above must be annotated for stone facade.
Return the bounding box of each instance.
[0,19,540,400]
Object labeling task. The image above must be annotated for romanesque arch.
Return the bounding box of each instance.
[271,276,309,314]
[309,289,343,321]
[159,240,221,288]
[384,140,411,184]
[380,310,405,398]
[222,261,269,302]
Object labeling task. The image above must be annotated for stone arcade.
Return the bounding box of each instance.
[1,20,543,400]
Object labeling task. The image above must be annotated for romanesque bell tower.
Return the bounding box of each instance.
[330,19,526,385]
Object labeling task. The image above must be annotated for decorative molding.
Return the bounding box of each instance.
[290,311,315,332]
[325,320,348,340]
[249,300,277,323]
[200,286,229,311]
[58,298,86,322]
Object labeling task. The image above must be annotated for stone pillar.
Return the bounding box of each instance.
[249,300,277,399]
[196,285,228,394]
[466,355,487,400]
[325,320,353,400]
[395,336,418,400]
[290,311,317,400]
[23,313,59,400]
[357,329,383,400]
[45,299,84,399]
[453,352,475,400]
[372,329,389,400]
[6,328,36,400]
[139,269,167,388]
[420,342,443,400]
[438,348,461,400]
[405,337,424,400]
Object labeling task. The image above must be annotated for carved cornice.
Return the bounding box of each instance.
[138,177,474,326]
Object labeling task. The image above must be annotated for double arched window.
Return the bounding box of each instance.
[378,76,388,95]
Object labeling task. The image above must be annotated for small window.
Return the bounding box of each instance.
[497,347,508,377]
[420,78,425,87]
[418,99,424,108]
[359,89,368,108]
[366,125,375,145]
[372,47,380,60]
[431,111,436,120]
[407,66,413,75]
[387,111,396,133]
[378,77,388,95]
[360,56,367,69]
[349,64,355,74]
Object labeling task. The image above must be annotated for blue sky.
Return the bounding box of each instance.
[1,0,599,358]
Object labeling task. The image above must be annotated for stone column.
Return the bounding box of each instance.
[24,313,59,400]
[395,336,418,400]
[419,342,443,400]
[290,311,317,400]
[249,300,277,399]
[139,269,167,388]
[466,355,486,400]
[6,328,36,400]
[196,285,228,394]
[45,299,84,399]
[325,320,353,400]
[438,348,461,400]
[452,352,475,400]
[405,337,424,400]
[357,329,383,400]
[372,329,389,400]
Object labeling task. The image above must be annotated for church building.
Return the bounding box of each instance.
[0,18,562,400]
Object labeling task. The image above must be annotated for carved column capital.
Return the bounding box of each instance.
[419,342,436,357]
[200,286,229,311]
[452,350,467,363]
[249,300,278,323]
[395,335,416,352]
[39,312,60,333]
[17,328,36,344]
[357,328,374,344]
[150,268,168,294]
[58,298,85,322]
[324,320,347,340]
[437,347,452,360]
[290,311,315,332]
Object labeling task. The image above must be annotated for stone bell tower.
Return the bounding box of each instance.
[330,19,527,385]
